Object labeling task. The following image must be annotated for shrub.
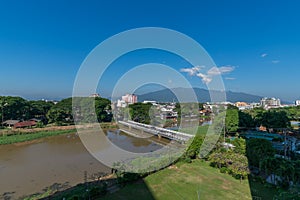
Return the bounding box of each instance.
[220,167,229,174]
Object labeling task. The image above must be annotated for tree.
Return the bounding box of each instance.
[28,100,54,123]
[260,110,290,131]
[185,134,204,159]
[225,107,239,133]
[246,138,275,167]
[238,111,254,129]
[47,98,73,125]
[231,137,246,155]
[129,103,152,124]
[208,150,249,181]
[95,97,112,122]
[0,96,28,120]
[228,153,250,181]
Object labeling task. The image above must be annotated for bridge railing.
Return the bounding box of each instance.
[118,120,194,142]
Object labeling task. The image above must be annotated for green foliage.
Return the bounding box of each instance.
[260,157,300,188]
[260,110,290,129]
[246,108,290,129]
[47,98,73,125]
[129,103,152,124]
[36,121,45,128]
[48,97,112,125]
[238,111,254,128]
[0,96,29,120]
[95,97,112,122]
[0,96,54,124]
[246,138,275,168]
[274,105,300,121]
[185,134,204,159]
[231,137,246,155]
[225,108,239,133]
[208,150,249,180]
[220,167,229,173]
[28,100,54,118]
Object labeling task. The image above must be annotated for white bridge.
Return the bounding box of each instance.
[118,120,193,143]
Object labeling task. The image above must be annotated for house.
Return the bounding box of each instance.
[2,120,20,127]
[257,125,267,132]
[14,121,37,129]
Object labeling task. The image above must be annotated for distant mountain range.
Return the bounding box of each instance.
[137,88,264,103]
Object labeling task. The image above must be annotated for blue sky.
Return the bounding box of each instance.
[0,0,299,101]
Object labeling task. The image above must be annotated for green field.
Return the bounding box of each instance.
[103,160,277,200]
[0,129,76,145]
[180,125,209,136]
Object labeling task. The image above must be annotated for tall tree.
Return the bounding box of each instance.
[0,96,28,120]
[129,103,152,124]
[47,98,73,125]
[246,138,275,167]
[225,107,239,133]
[238,111,254,129]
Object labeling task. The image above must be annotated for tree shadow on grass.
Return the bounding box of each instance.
[34,174,155,200]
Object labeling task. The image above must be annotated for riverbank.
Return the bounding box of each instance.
[0,129,76,145]
[0,122,118,145]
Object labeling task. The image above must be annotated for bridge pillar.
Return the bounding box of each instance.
[129,125,131,131]
[141,129,144,134]
[158,134,162,140]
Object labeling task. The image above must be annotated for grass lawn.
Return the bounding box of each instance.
[103,160,278,200]
[101,181,155,200]
[180,125,209,136]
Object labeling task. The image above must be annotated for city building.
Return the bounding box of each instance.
[234,102,252,110]
[122,94,138,104]
[116,94,138,108]
[296,100,300,106]
[260,97,281,109]
[117,99,127,108]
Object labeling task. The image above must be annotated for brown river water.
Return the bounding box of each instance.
[0,130,165,199]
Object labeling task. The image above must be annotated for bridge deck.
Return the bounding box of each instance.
[118,120,193,142]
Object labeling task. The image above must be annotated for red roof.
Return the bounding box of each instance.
[14,121,37,128]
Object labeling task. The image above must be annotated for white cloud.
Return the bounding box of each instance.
[181,65,234,84]
[272,60,280,64]
[261,53,268,58]
[207,66,234,75]
[180,65,204,76]
[196,73,213,84]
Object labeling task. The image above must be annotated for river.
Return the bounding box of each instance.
[0,130,165,199]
